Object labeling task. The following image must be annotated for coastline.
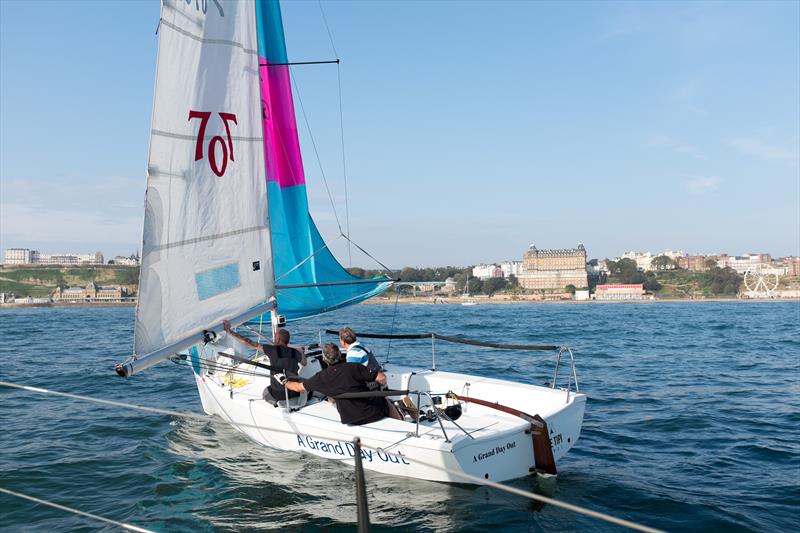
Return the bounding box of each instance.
[363,296,800,305]
[2,297,796,310]
[0,301,136,309]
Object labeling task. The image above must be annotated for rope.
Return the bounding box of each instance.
[0,487,155,533]
[323,330,559,351]
[0,380,662,533]
[385,290,401,364]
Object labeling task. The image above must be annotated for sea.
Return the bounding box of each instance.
[1,301,798,532]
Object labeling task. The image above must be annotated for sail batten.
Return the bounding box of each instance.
[134,0,275,358]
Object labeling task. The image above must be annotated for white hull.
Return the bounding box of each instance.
[190,344,586,484]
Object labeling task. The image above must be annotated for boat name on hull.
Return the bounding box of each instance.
[296,434,411,465]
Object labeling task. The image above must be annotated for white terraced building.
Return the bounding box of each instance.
[4,248,103,265]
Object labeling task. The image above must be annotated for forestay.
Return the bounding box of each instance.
[135,0,274,357]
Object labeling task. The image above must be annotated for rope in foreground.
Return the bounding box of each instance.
[0,380,664,533]
[0,487,155,533]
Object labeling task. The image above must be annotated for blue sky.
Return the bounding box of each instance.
[1,0,798,268]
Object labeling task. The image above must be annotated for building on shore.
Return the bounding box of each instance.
[784,257,800,277]
[594,284,644,300]
[574,289,590,301]
[4,248,104,266]
[52,282,126,302]
[111,255,140,266]
[499,261,523,278]
[676,255,711,271]
[711,254,772,275]
[620,251,654,271]
[518,244,588,290]
[472,264,502,280]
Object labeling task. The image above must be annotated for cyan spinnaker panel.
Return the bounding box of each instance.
[254,0,389,321]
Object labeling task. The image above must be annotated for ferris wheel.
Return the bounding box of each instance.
[743,265,779,298]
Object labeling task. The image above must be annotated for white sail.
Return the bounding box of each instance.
[134,0,273,358]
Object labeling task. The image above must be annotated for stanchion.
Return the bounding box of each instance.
[353,438,370,532]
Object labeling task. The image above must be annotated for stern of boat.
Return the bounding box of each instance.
[543,391,586,461]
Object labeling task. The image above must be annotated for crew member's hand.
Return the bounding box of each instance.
[375,371,387,386]
[222,320,231,332]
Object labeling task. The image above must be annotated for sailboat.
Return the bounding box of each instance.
[461,275,478,306]
[116,0,586,484]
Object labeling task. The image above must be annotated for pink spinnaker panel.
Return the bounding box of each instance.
[260,60,306,189]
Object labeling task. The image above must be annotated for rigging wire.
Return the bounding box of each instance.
[0,380,662,533]
[337,62,351,269]
[288,67,344,235]
[339,232,394,276]
[0,487,155,533]
[317,0,351,267]
[317,0,339,58]
[385,290,401,364]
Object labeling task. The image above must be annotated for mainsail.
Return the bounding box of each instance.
[132,0,275,368]
[255,0,391,321]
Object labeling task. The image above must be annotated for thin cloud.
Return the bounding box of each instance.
[685,176,722,195]
[649,135,704,158]
[727,138,799,162]
[0,176,143,251]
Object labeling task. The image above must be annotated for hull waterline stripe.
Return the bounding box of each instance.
[0,380,661,533]
[0,487,154,533]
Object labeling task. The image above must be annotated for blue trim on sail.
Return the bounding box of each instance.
[195,263,241,301]
[189,346,201,375]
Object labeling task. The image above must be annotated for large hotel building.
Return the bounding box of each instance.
[518,244,589,290]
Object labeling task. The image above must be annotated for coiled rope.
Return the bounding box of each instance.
[0,380,663,533]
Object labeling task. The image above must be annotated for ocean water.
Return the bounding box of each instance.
[1,301,798,532]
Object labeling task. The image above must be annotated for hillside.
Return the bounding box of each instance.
[0,265,139,298]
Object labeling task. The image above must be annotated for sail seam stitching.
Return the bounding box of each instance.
[149,225,269,252]
[151,129,262,142]
[160,19,258,55]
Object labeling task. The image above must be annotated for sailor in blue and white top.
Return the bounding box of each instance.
[339,326,382,373]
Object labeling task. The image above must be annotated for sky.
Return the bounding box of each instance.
[1,0,798,269]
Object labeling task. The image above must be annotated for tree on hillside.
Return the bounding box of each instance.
[705,267,742,295]
[482,277,507,295]
[565,284,577,295]
[704,258,718,270]
[651,255,676,271]
[643,272,662,291]
[507,274,519,288]
[607,258,644,284]
[461,276,482,295]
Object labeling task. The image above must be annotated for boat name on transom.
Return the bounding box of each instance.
[473,440,517,463]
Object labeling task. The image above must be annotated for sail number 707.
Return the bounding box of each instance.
[188,110,238,177]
